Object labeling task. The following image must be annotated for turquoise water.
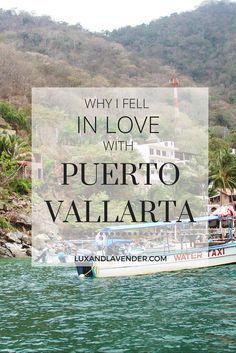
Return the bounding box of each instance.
[0,259,236,353]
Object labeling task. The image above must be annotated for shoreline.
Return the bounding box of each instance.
[0,230,32,258]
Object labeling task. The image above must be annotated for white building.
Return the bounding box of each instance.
[134,139,192,185]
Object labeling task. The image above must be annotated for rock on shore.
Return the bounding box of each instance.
[0,231,32,257]
[0,194,32,257]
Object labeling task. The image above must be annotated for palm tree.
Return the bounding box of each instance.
[209,148,236,205]
[0,134,31,185]
[0,134,31,161]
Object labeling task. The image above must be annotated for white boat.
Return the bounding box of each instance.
[75,215,236,278]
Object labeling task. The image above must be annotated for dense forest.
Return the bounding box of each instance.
[0,1,235,127]
[0,8,188,103]
[110,0,236,128]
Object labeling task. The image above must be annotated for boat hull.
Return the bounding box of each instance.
[75,242,236,278]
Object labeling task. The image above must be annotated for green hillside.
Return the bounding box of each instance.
[0,2,236,233]
[0,8,185,101]
[0,2,235,127]
[109,0,236,128]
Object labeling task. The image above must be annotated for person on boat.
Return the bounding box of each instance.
[57,251,66,263]
[95,232,107,253]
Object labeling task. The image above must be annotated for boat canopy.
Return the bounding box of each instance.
[106,239,133,247]
[102,215,219,233]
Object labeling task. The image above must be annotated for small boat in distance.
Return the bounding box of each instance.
[75,215,236,278]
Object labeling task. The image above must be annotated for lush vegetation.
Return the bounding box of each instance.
[0,1,235,229]
[0,102,31,194]
[0,8,172,101]
[0,2,235,127]
[208,132,236,204]
[0,216,12,229]
[109,0,236,128]
[0,102,30,132]
[9,179,31,195]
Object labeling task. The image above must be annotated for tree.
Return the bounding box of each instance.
[0,134,31,161]
[209,148,236,204]
[0,151,17,185]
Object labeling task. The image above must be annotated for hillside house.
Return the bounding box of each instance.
[134,139,194,185]
[17,153,43,180]
[209,188,236,208]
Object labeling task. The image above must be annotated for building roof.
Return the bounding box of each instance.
[209,189,236,198]
[17,161,31,166]
[102,216,219,232]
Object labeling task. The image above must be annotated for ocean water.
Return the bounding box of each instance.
[0,258,235,353]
